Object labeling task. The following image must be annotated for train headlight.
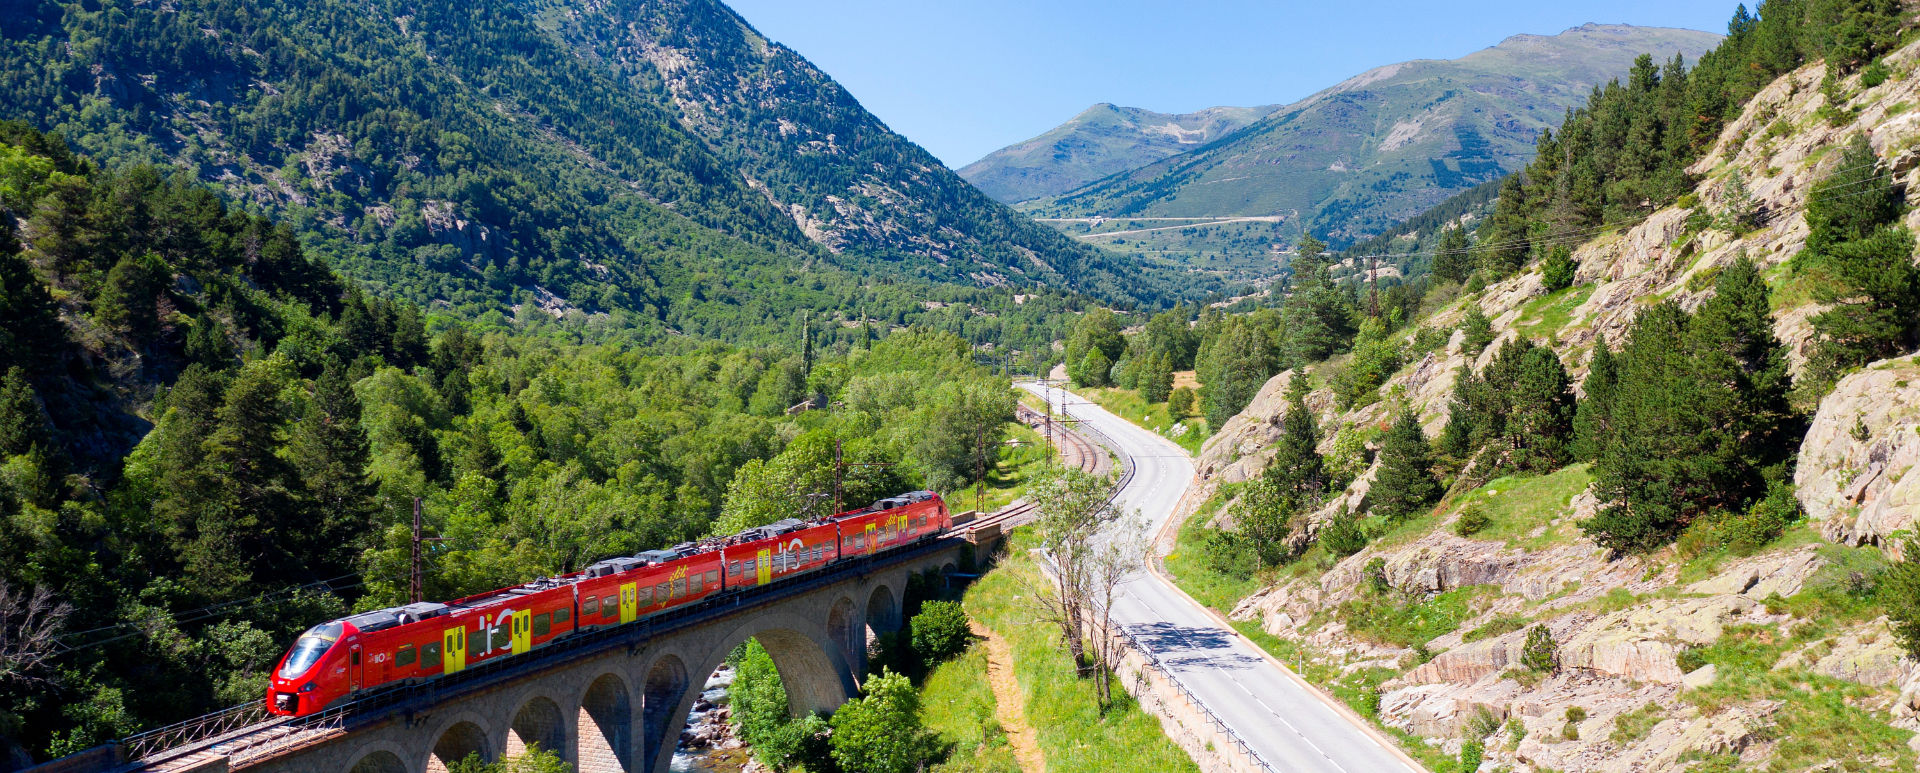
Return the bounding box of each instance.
[300,682,316,693]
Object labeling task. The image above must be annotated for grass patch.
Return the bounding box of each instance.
[1443,464,1594,549]
[966,533,1201,773]
[921,644,1021,772]
[1516,283,1597,339]
[1162,498,1267,612]
[1339,584,1499,650]
[1462,614,1531,643]
[1079,387,1209,456]
[1682,623,1915,771]
[1609,702,1665,744]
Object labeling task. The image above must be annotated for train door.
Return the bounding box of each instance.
[619,582,638,623]
[511,609,532,654]
[348,643,363,691]
[757,548,773,585]
[443,628,466,674]
[865,522,877,554]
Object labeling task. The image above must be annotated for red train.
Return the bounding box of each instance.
[267,491,951,716]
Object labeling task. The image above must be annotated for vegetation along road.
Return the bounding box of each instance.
[1019,381,1422,772]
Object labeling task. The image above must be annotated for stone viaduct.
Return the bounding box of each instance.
[219,539,980,773]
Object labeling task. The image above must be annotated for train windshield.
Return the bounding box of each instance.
[278,621,342,679]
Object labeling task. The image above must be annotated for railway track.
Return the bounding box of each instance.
[91,415,1106,773]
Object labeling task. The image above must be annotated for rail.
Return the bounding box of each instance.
[104,534,976,772]
[95,389,1108,772]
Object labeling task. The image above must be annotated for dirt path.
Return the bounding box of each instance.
[970,621,1048,773]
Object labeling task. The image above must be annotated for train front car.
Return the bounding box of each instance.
[267,619,349,717]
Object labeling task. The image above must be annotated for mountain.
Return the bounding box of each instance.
[1017,24,1720,249]
[0,0,1185,342]
[958,102,1282,204]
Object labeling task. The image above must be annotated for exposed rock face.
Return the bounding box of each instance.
[1795,353,1920,551]
[1776,618,1919,689]
[1561,596,1769,684]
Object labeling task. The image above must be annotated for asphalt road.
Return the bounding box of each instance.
[1019,381,1422,773]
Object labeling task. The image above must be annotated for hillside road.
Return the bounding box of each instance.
[1017,381,1423,773]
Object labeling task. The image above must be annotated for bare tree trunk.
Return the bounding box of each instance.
[0,581,71,687]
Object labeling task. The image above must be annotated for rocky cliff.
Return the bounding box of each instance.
[1183,34,1920,773]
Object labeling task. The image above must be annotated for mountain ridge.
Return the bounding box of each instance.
[979,23,1718,255]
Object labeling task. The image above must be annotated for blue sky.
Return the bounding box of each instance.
[724,0,1742,167]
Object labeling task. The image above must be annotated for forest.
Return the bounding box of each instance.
[0,123,1016,761]
[0,0,1175,357]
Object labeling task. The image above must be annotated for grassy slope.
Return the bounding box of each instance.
[1078,387,1208,456]
[921,644,1023,773]
[965,532,1200,773]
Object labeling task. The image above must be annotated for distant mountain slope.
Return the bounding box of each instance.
[1023,24,1720,246]
[0,0,1185,340]
[958,102,1282,204]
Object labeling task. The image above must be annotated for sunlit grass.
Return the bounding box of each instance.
[1078,387,1209,456]
[966,532,1201,773]
[921,644,1021,772]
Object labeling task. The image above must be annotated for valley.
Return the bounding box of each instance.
[4,1,1920,773]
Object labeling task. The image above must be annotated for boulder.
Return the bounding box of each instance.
[1796,353,1920,550]
[1684,546,1824,599]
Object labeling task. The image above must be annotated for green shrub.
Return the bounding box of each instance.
[1863,60,1892,88]
[910,601,971,667]
[1465,706,1502,740]
[1319,508,1368,558]
[1200,529,1260,579]
[1522,625,1558,673]
[1505,717,1526,744]
[1565,706,1587,723]
[1561,721,1580,741]
[1677,646,1707,674]
[1459,738,1483,770]
[1541,246,1575,292]
[1454,503,1491,537]
[1364,557,1390,595]
[1883,539,1920,658]
[1168,386,1196,417]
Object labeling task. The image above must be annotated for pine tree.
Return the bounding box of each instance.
[1812,226,1920,374]
[1583,303,1704,552]
[1440,365,1485,460]
[1432,225,1473,283]
[1477,176,1532,278]
[1460,306,1495,355]
[1141,353,1174,403]
[1371,411,1441,520]
[1267,378,1327,510]
[1505,345,1576,472]
[191,361,299,590]
[0,367,51,457]
[1571,342,1618,462]
[1689,256,1796,507]
[1078,348,1112,389]
[1803,135,1901,256]
[1541,245,1576,292]
[95,253,164,342]
[0,251,65,374]
[290,363,376,573]
[1198,316,1279,429]
[186,315,236,370]
[1280,235,1354,365]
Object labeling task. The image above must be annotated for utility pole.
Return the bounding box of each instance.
[409,497,443,604]
[831,438,892,516]
[1367,254,1381,318]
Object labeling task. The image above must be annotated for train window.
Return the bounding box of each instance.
[422,642,441,668]
[396,644,417,668]
[705,570,719,587]
[671,578,686,598]
[533,613,551,637]
[689,573,703,594]
[554,608,569,624]
[655,583,669,602]
[583,595,599,615]
[350,649,361,666]
[490,625,509,651]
